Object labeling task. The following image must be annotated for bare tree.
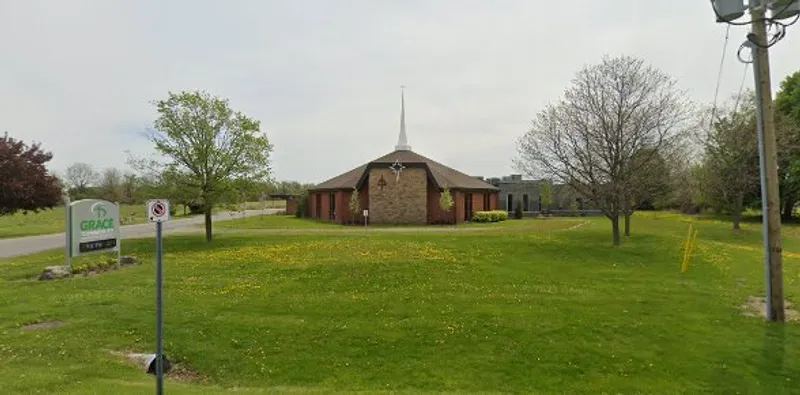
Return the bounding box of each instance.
[65,163,99,196]
[703,92,759,230]
[620,147,674,235]
[515,55,690,245]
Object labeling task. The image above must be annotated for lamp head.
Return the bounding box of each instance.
[769,0,800,20]
[712,0,747,23]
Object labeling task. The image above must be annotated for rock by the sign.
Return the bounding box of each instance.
[39,266,71,281]
[120,256,139,266]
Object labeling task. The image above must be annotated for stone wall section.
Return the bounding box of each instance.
[368,168,427,224]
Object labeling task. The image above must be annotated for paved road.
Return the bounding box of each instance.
[0,209,280,259]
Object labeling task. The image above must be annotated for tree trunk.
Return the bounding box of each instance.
[732,194,743,230]
[624,212,631,237]
[611,216,621,246]
[782,198,795,221]
[732,210,741,230]
[204,209,213,242]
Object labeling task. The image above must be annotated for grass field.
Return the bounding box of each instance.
[0,201,286,239]
[0,204,188,239]
[1,214,799,393]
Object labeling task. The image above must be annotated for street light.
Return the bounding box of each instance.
[712,0,800,21]
[709,0,798,322]
[768,0,800,19]
[711,0,746,22]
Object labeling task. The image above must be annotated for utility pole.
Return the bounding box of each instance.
[711,0,796,322]
[749,5,784,322]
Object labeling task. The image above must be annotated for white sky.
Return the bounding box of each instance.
[2,0,799,184]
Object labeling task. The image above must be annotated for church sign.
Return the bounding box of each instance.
[68,199,121,257]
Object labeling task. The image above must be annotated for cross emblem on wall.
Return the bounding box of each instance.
[390,159,406,182]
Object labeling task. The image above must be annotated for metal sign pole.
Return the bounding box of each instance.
[155,220,164,394]
[116,202,121,268]
[65,196,71,271]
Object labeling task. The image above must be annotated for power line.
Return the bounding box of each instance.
[710,24,731,130]
[733,62,749,116]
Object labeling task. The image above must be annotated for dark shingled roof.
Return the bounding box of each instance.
[310,150,499,192]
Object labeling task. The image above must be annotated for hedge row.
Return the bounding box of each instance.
[472,210,509,223]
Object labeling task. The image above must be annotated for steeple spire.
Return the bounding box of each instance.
[395,85,412,151]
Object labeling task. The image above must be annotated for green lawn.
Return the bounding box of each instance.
[216,215,339,230]
[0,204,191,239]
[216,214,580,231]
[0,201,289,239]
[1,215,799,393]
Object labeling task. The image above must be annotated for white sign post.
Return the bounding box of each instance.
[147,199,170,395]
[363,209,369,228]
[65,199,121,271]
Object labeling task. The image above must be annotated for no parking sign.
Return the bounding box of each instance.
[147,199,171,223]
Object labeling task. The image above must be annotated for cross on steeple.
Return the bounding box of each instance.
[395,85,412,151]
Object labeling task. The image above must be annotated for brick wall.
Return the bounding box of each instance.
[336,191,347,223]
[454,190,465,224]
[368,168,427,224]
[308,192,332,221]
[286,200,297,215]
[336,189,368,224]
[426,179,456,224]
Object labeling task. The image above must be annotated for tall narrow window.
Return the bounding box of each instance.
[465,193,473,221]
[329,193,336,220]
[523,194,529,212]
[507,194,513,211]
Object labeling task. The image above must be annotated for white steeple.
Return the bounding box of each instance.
[395,86,412,151]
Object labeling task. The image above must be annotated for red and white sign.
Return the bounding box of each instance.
[147,199,171,223]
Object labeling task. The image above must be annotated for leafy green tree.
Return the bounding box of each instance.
[98,167,123,203]
[349,187,360,224]
[775,71,800,220]
[120,173,140,204]
[148,90,273,242]
[439,187,454,223]
[704,92,759,230]
[776,71,800,127]
[663,161,706,214]
[295,190,309,218]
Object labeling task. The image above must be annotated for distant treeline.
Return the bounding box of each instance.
[61,163,313,214]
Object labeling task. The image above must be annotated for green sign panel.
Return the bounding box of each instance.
[69,199,120,257]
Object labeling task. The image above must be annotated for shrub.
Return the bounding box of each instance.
[514,201,524,219]
[295,193,309,218]
[472,210,509,223]
[188,201,204,215]
[439,187,454,213]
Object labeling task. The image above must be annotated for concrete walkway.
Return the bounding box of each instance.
[0,209,280,259]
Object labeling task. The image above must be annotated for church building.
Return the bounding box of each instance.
[307,91,499,225]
